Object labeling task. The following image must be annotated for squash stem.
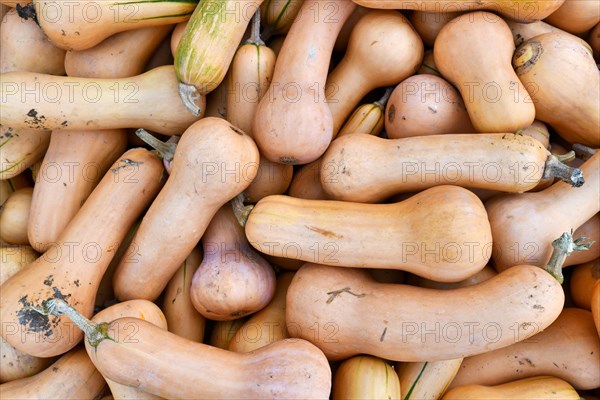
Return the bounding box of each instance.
[543,231,593,284]
[552,150,576,163]
[247,9,265,46]
[135,129,177,162]
[30,298,110,348]
[374,87,393,109]
[178,82,203,117]
[542,155,584,187]
[231,193,254,227]
[572,143,597,161]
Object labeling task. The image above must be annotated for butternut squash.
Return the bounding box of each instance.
[0,8,65,74]
[333,355,401,399]
[434,12,535,133]
[25,0,197,50]
[253,0,356,164]
[65,25,173,79]
[228,272,293,353]
[337,90,389,137]
[144,33,174,71]
[351,0,565,22]
[0,126,51,180]
[417,50,440,77]
[506,19,589,48]
[321,133,580,204]
[589,22,600,60]
[162,248,206,341]
[204,77,229,119]
[449,308,600,390]
[36,299,332,399]
[91,299,168,400]
[593,281,600,337]
[0,65,203,135]
[0,172,31,206]
[261,0,302,34]
[443,376,580,400]
[410,10,460,47]
[175,0,264,115]
[190,204,276,321]
[571,259,600,310]
[287,159,332,200]
[113,118,259,301]
[513,33,600,147]
[170,21,187,58]
[487,152,600,273]
[0,245,37,284]
[245,156,293,203]
[247,186,492,282]
[333,5,370,52]
[0,347,106,399]
[385,74,474,139]
[566,214,600,266]
[210,319,246,349]
[28,129,128,253]
[397,359,463,400]
[415,265,497,291]
[522,120,550,150]
[326,10,424,136]
[545,0,600,34]
[286,262,564,361]
[0,187,32,245]
[0,148,165,357]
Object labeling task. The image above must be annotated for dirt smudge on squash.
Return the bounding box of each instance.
[305,225,343,239]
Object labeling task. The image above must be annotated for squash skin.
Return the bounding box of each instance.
[443,376,580,400]
[351,0,565,22]
[0,127,51,180]
[434,12,535,133]
[86,318,332,399]
[332,355,401,399]
[544,0,600,34]
[449,308,600,390]
[286,263,564,362]
[247,185,492,282]
[0,148,165,357]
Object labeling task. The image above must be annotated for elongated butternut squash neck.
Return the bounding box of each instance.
[286,263,564,362]
[0,66,202,135]
[113,118,259,302]
[29,0,198,50]
[0,127,51,180]
[450,308,600,390]
[351,0,565,22]
[0,148,165,357]
[246,185,492,282]
[252,0,356,165]
[443,376,580,400]
[320,133,571,203]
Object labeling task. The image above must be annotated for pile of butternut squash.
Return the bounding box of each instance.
[0,0,599,398]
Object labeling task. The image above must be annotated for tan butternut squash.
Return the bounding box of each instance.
[0,245,37,284]
[0,172,31,206]
[326,10,424,136]
[444,376,580,400]
[571,259,600,311]
[0,66,203,135]
[385,74,474,139]
[321,133,580,204]
[566,214,600,266]
[513,32,600,147]
[522,120,550,150]
[65,25,173,79]
[210,319,246,349]
[228,272,293,353]
[162,248,205,341]
[190,204,276,321]
[434,12,535,133]
[333,6,369,52]
[27,129,127,252]
[0,9,65,74]
[253,0,356,164]
[415,265,497,291]
[261,0,302,34]
[545,0,600,34]
[506,19,589,48]
[593,281,600,337]
[286,262,564,361]
[0,347,106,399]
[25,0,197,50]
[92,300,168,400]
[0,148,165,357]
[287,159,332,200]
[144,33,174,71]
[245,156,293,202]
[36,298,332,399]
[410,10,460,47]
[397,359,463,400]
[417,50,440,77]
[351,0,565,22]
[170,21,187,58]
[449,308,600,390]
[247,186,492,282]
[0,126,50,180]
[0,187,32,245]
[333,355,401,399]
[487,152,600,274]
[113,118,259,301]
[204,77,229,119]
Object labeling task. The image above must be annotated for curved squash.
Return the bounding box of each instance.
[0,148,165,357]
[0,126,50,180]
[571,259,600,311]
[0,66,203,135]
[397,358,463,400]
[410,10,460,47]
[333,355,401,399]
[434,12,535,133]
[0,187,32,245]
[544,0,600,34]
[443,376,580,400]
[286,263,564,361]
